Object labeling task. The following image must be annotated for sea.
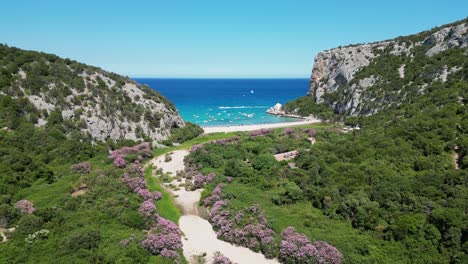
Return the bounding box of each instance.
[133,78,309,127]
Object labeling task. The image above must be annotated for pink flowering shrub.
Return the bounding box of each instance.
[282,128,295,135]
[302,128,317,137]
[204,184,277,258]
[204,183,225,207]
[139,200,158,218]
[279,227,343,264]
[213,252,237,264]
[71,162,91,174]
[128,160,144,177]
[248,129,273,137]
[226,177,233,183]
[141,232,181,258]
[193,172,216,189]
[160,248,179,259]
[212,136,240,145]
[121,173,146,191]
[15,199,36,214]
[190,144,205,152]
[211,205,277,258]
[141,216,182,260]
[279,227,317,264]
[114,142,152,157]
[313,241,343,264]
[136,188,162,201]
[113,155,126,168]
[109,142,152,168]
[154,216,181,235]
[108,151,121,161]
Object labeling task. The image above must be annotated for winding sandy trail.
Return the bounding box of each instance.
[151,150,202,215]
[151,150,279,264]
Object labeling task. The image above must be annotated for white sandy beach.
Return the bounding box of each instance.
[151,150,280,264]
[202,118,321,133]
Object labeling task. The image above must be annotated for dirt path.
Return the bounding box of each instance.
[150,150,279,264]
[151,150,202,215]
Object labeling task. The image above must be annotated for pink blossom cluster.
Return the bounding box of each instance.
[313,241,343,264]
[279,227,343,264]
[248,129,273,137]
[141,232,181,259]
[204,184,277,258]
[113,155,126,168]
[213,252,237,264]
[211,136,240,145]
[302,128,317,137]
[116,142,152,157]
[136,188,162,201]
[139,200,158,218]
[282,128,295,135]
[279,227,317,263]
[109,142,152,168]
[15,199,36,214]
[190,144,205,152]
[128,160,144,177]
[193,172,216,189]
[204,183,225,207]
[71,161,91,174]
[121,173,146,191]
[226,177,233,183]
[141,216,182,260]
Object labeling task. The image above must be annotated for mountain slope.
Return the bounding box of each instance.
[275,19,468,263]
[0,44,184,142]
[285,18,467,117]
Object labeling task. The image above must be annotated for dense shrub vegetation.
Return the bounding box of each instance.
[283,96,338,120]
[0,96,182,263]
[164,122,204,145]
[190,124,465,263]
[189,61,467,263]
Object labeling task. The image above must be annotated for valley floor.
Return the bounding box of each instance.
[150,150,279,264]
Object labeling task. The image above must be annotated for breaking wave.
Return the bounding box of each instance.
[218,106,268,109]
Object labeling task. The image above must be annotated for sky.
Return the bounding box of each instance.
[1,0,467,78]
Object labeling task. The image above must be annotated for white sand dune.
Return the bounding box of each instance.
[151,150,188,174]
[202,118,321,133]
[151,150,280,264]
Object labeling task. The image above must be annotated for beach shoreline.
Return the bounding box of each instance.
[202,118,321,133]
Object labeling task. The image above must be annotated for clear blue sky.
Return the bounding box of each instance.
[1,0,467,78]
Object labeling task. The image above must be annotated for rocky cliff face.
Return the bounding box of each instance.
[308,19,467,115]
[0,45,184,142]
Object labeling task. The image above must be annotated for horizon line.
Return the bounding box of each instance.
[131,76,310,79]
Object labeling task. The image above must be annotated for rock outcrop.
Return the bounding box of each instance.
[266,103,284,115]
[307,19,467,116]
[0,45,184,142]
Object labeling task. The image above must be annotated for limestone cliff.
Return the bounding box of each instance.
[307,19,467,116]
[0,44,184,142]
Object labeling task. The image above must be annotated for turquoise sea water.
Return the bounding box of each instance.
[134,78,309,126]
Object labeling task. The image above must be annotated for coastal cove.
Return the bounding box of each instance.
[135,78,308,126]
